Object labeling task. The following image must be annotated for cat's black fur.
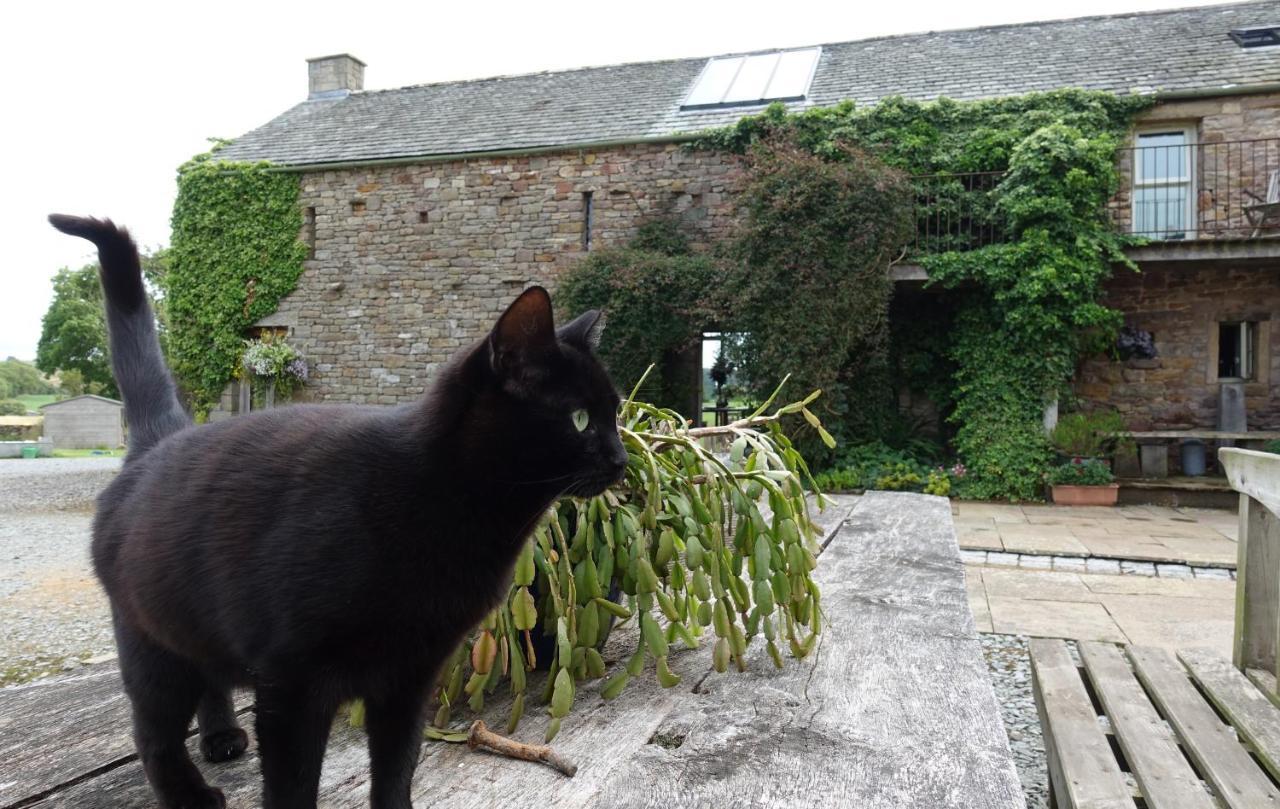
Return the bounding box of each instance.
[48,214,627,809]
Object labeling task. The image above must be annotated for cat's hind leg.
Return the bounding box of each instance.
[197,687,249,763]
[115,621,226,809]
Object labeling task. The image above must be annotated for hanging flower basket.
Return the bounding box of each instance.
[241,337,308,397]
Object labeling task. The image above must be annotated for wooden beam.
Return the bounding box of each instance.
[1220,448,1280,517]
[1029,639,1131,809]
[1128,646,1280,809]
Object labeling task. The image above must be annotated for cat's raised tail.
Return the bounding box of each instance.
[48,214,191,456]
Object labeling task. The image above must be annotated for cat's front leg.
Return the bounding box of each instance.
[255,682,338,809]
[365,682,432,809]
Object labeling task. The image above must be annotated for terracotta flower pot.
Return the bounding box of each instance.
[1050,483,1119,507]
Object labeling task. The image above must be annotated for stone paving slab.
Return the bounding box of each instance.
[953,501,1237,568]
[965,564,1235,653]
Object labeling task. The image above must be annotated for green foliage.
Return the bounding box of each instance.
[722,138,913,463]
[415,390,828,740]
[0,400,28,416]
[811,442,943,493]
[698,90,1150,499]
[923,470,951,497]
[0,358,57,400]
[556,222,721,410]
[1048,458,1115,486]
[35,266,116,398]
[1050,410,1135,459]
[168,153,307,414]
[1264,440,1280,455]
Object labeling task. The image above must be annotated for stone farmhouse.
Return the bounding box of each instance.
[215,1,1280,448]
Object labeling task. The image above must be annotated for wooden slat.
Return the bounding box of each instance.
[1180,647,1280,783]
[1220,448,1280,518]
[1233,493,1280,672]
[0,665,253,809]
[1078,642,1215,809]
[1129,646,1280,809]
[1029,639,1131,809]
[1247,668,1280,711]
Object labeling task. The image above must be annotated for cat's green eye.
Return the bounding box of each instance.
[572,409,589,432]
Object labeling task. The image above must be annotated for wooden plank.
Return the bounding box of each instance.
[0,665,252,808]
[20,492,1023,808]
[1133,431,1280,441]
[1029,639,1131,809]
[1234,493,1280,673]
[1220,448,1280,517]
[1128,646,1280,809]
[588,492,1024,809]
[1247,667,1280,710]
[1078,642,1215,809]
[1179,647,1280,784]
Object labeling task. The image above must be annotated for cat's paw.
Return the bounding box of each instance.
[200,728,249,763]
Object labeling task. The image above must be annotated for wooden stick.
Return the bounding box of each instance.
[466,720,578,778]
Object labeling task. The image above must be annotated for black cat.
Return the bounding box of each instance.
[48,214,627,809]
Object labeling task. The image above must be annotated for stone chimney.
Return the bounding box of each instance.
[307,54,366,99]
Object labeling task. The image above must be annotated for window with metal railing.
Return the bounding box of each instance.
[1132,129,1195,240]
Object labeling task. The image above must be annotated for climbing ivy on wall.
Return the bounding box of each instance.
[168,152,307,414]
[697,89,1152,500]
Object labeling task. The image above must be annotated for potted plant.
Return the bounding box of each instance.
[1048,459,1119,506]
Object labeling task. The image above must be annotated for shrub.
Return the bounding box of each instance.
[0,400,29,416]
[1050,410,1134,459]
[1048,459,1114,487]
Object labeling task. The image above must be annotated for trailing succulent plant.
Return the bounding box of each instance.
[353,374,830,744]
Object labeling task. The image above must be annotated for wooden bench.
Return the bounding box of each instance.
[0,492,1024,808]
[1032,448,1280,808]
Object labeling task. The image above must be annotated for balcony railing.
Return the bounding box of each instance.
[1112,137,1280,240]
[910,171,1005,256]
[906,137,1280,256]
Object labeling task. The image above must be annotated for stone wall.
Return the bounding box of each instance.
[1075,263,1279,430]
[41,398,125,450]
[264,142,741,405]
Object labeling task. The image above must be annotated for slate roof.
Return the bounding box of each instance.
[216,1,1280,167]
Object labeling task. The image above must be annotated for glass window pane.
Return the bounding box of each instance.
[684,57,743,106]
[724,53,780,103]
[1136,132,1189,182]
[765,49,819,99]
[1134,186,1189,235]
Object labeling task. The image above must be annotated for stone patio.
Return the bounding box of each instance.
[961,502,1239,656]
[953,501,1238,567]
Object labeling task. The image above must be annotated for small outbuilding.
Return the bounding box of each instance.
[40,395,125,450]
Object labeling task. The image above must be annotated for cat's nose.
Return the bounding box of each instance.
[607,451,628,476]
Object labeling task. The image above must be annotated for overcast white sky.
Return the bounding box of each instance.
[2,0,1236,361]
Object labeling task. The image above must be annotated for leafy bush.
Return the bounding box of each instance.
[557,222,722,412]
[923,471,952,496]
[0,400,29,416]
[722,137,913,464]
[411,384,829,742]
[811,442,947,494]
[1050,410,1134,459]
[1264,440,1280,455]
[1048,459,1114,486]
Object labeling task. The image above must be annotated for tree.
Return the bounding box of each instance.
[35,249,169,401]
[36,265,116,398]
[0,357,56,399]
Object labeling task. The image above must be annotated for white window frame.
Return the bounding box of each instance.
[681,48,821,110]
[1131,126,1197,240]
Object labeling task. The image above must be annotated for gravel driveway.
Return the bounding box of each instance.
[0,457,120,685]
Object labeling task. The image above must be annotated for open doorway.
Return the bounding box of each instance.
[700,332,748,426]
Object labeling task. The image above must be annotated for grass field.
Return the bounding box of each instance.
[51,448,126,458]
[15,394,57,412]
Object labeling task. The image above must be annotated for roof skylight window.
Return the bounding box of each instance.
[682,48,820,110]
[1229,26,1280,48]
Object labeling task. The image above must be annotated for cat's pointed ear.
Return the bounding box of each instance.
[489,286,558,375]
[557,309,606,350]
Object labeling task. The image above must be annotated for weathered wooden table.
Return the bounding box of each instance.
[0,491,1024,808]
